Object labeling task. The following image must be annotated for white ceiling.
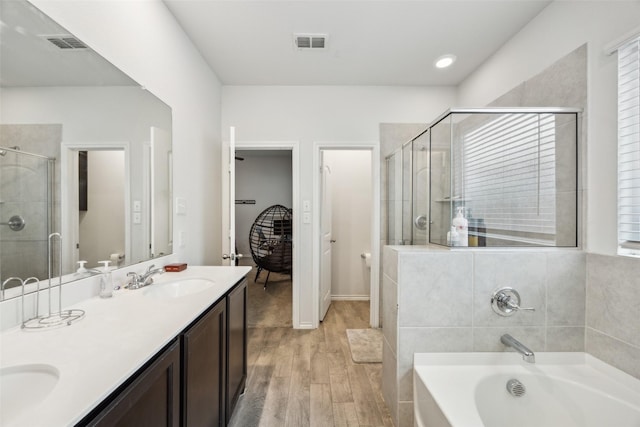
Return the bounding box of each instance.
[163,0,552,86]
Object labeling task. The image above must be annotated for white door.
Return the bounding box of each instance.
[223,127,243,265]
[150,127,172,258]
[319,153,333,321]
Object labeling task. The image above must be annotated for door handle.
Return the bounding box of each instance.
[330,239,336,243]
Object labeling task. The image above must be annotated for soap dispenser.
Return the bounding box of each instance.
[98,260,113,298]
[452,207,468,247]
[76,260,89,275]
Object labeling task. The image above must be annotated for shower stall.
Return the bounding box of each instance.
[386,108,580,248]
[386,129,430,246]
[0,145,56,289]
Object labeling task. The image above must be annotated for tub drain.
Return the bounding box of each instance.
[506,379,526,397]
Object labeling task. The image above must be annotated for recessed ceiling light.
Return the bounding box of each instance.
[435,54,457,69]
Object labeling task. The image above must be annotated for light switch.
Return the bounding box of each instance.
[133,200,142,212]
[175,197,186,215]
[303,200,311,212]
[133,212,142,224]
[303,212,311,224]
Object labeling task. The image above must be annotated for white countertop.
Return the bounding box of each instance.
[0,266,250,427]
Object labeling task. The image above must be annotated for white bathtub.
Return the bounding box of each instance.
[413,352,640,427]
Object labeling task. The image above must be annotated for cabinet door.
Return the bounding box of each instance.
[183,298,226,427]
[226,277,247,423]
[85,340,180,427]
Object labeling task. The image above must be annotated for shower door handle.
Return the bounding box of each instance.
[1,215,25,231]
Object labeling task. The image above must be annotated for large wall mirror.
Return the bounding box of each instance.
[0,0,173,300]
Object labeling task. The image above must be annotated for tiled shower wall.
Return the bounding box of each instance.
[585,253,640,379]
[382,246,587,427]
[378,123,427,326]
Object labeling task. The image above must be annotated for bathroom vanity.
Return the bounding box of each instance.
[0,266,250,427]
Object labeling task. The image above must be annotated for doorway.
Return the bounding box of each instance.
[314,143,380,327]
[61,143,131,273]
[222,139,300,328]
[78,150,126,266]
[235,149,294,327]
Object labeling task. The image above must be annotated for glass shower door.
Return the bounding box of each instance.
[412,130,430,245]
[0,146,54,288]
[386,150,403,245]
[401,142,413,244]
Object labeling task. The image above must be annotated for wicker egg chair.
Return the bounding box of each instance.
[249,204,292,288]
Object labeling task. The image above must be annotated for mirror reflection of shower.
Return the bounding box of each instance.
[0,140,57,294]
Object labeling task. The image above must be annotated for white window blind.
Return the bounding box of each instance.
[462,113,557,239]
[618,37,640,254]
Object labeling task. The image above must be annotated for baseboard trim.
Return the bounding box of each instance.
[297,322,315,329]
[331,295,370,301]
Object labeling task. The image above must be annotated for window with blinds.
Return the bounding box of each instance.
[618,37,640,255]
[462,113,557,241]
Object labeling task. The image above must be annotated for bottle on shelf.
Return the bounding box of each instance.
[478,218,487,247]
[447,226,460,246]
[452,206,468,247]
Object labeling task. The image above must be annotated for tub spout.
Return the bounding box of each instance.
[501,334,535,363]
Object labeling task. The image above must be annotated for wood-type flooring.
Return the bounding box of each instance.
[229,298,393,427]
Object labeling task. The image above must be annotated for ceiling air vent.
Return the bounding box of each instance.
[294,33,328,50]
[44,35,88,50]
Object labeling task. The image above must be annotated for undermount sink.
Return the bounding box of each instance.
[143,278,215,299]
[0,364,60,424]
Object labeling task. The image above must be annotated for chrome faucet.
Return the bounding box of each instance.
[127,265,165,289]
[501,334,535,363]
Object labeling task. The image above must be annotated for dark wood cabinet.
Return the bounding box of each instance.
[78,276,247,427]
[182,298,226,426]
[84,340,180,427]
[225,278,247,424]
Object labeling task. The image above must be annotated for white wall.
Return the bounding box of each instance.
[223,85,456,326]
[235,151,292,260]
[31,0,224,266]
[80,150,125,266]
[324,150,372,299]
[457,1,640,255]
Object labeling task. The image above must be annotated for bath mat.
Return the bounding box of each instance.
[346,328,383,363]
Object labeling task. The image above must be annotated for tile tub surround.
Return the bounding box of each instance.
[0,265,250,426]
[586,253,640,379]
[381,246,587,427]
